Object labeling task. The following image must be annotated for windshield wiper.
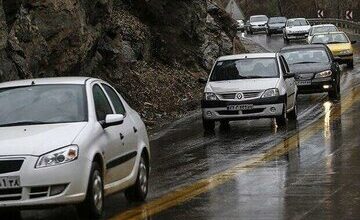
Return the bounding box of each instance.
[327,41,346,44]
[293,61,319,64]
[238,75,268,79]
[0,121,48,127]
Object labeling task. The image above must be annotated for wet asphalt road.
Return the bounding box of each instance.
[17,33,360,219]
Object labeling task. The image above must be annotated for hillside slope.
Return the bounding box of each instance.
[0,0,244,126]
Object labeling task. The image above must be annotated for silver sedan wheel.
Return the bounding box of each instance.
[139,158,148,194]
[93,172,103,212]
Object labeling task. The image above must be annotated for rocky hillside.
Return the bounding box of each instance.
[0,0,243,126]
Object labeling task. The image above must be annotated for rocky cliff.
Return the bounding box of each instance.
[0,0,243,126]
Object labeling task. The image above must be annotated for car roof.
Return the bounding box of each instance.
[313,31,346,36]
[0,77,99,88]
[280,44,327,52]
[218,53,277,61]
[250,15,267,18]
[287,18,306,21]
[312,24,336,28]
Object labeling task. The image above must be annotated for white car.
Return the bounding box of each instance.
[307,24,339,43]
[249,15,269,34]
[283,18,311,42]
[200,53,298,130]
[0,77,150,218]
[237,19,245,31]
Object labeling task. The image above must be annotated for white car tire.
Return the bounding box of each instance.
[276,104,287,126]
[288,102,298,121]
[125,155,149,203]
[284,35,289,43]
[77,162,104,219]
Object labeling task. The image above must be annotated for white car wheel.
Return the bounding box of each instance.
[125,155,149,202]
[77,162,104,219]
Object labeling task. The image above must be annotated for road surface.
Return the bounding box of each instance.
[18,33,360,220]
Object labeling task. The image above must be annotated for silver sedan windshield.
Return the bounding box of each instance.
[0,85,87,126]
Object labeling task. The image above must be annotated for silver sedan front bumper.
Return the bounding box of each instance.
[202,103,284,121]
[0,155,91,208]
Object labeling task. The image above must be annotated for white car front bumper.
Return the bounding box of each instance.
[286,32,308,39]
[0,155,91,208]
[202,103,284,121]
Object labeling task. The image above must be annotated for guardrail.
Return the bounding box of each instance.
[308,18,360,35]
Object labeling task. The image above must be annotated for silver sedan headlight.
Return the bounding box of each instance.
[204,92,218,101]
[262,88,279,98]
[36,145,79,168]
[315,70,332,78]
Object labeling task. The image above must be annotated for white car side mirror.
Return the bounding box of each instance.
[103,114,124,128]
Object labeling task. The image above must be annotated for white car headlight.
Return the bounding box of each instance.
[204,92,218,101]
[36,145,79,168]
[262,88,279,98]
[315,70,332,78]
[339,49,352,55]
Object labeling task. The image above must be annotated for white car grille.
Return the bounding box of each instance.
[219,91,263,100]
[0,188,22,201]
[0,186,51,202]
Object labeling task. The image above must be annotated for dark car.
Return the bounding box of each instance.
[266,17,287,36]
[280,44,341,99]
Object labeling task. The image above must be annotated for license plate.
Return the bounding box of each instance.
[296,80,311,86]
[0,176,21,189]
[227,105,254,111]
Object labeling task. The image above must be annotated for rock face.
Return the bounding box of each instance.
[0,0,243,125]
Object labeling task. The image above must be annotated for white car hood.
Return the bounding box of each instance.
[286,26,311,32]
[251,21,267,26]
[0,122,87,156]
[207,78,279,93]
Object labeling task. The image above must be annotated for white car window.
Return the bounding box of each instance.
[0,85,87,126]
[102,84,126,115]
[311,26,338,35]
[210,58,279,81]
[287,19,308,27]
[250,16,268,22]
[93,84,113,121]
[312,33,349,44]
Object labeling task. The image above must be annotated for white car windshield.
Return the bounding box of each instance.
[0,85,87,127]
[287,19,308,27]
[210,58,279,81]
[282,49,330,65]
[311,26,338,35]
[312,33,349,44]
[250,16,268,22]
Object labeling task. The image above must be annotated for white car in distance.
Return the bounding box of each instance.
[200,53,298,130]
[283,18,311,42]
[307,24,339,43]
[0,77,150,219]
[249,15,269,34]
